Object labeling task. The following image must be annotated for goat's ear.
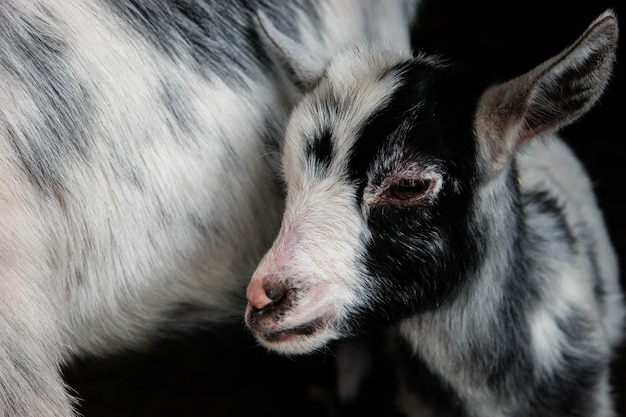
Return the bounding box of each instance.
[475,10,618,170]
[256,11,326,91]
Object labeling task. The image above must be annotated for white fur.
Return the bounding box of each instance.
[0,0,421,414]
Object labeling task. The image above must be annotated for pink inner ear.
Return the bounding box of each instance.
[474,81,529,167]
[516,119,560,143]
[474,11,617,171]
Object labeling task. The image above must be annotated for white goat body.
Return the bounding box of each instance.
[0,0,419,415]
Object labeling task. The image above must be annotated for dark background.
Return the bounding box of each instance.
[66,1,625,415]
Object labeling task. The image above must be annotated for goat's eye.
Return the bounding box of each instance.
[367,172,441,207]
[387,178,431,201]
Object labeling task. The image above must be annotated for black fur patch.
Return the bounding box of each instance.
[104,0,321,87]
[0,5,94,195]
[305,128,334,175]
[346,61,414,197]
[344,59,488,328]
[523,190,576,250]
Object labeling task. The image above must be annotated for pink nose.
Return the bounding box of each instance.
[246,276,286,310]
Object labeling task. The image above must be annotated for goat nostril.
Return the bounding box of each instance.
[246,277,287,312]
[264,282,285,303]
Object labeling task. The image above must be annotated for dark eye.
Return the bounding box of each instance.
[387,178,432,201]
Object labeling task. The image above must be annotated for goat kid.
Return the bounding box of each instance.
[0,0,418,415]
[246,10,625,416]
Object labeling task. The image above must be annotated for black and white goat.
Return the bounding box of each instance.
[246,10,625,416]
[0,1,419,415]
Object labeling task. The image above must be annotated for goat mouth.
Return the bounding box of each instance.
[261,315,328,343]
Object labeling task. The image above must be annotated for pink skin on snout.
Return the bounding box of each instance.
[245,219,340,350]
[245,278,272,310]
[245,224,299,310]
